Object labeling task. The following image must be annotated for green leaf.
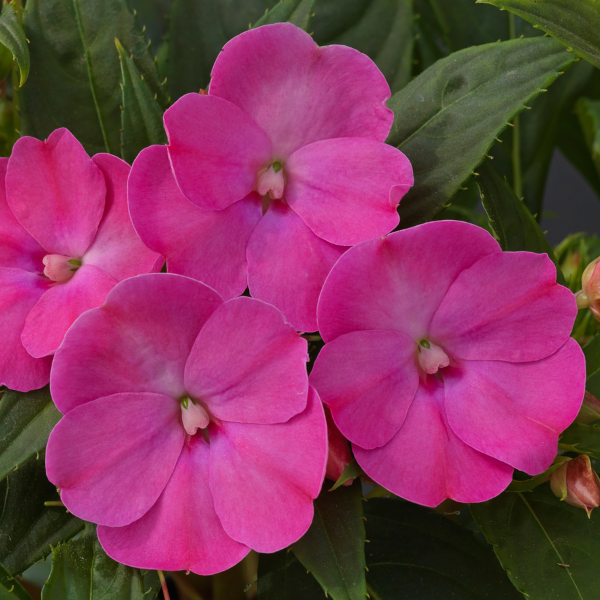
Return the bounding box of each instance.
[476,162,565,285]
[577,96,600,179]
[253,0,315,30]
[584,334,600,397]
[41,525,161,600]
[0,453,83,576]
[329,459,363,491]
[167,0,276,101]
[478,0,600,70]
[291,481,366,600]
[116,38,167,164]
[508,457,571,492]
[472,485,600,600]
[0,2,29,86]
[21,0,166,156]
[387,36,576,227]
[364,498,521,599]
[559,422,600,459]
[0,564,31,600]
[257,550,324,600]
[0,387,61,483]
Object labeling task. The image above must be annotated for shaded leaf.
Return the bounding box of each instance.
[472,485,600,600]
[0,2,29,86]
[0,564,31,600]
[479,0,600,70]
[476,162,565,284]
[116,37,166,164]
[387,36,576,227]
[253,0,315,30]
[584,334,600,397]
[577,96,600,179]
[559,422,600,459]
[0,453,83,576]
[292,481,366,600]
[41,525,160,600]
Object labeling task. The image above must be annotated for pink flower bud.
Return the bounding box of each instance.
[324,406,352,485]
[575,391,600,424]
[577,257,600,321]
[550,455,600,517]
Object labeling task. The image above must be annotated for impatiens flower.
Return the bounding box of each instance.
[310,221,585,507]
[0,128,160,392]
[46,274,327,573]
[128,23,413,332]
[550,455,600,517]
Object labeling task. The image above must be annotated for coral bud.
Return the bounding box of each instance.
[43,254,79,283]
[417,339,449,374]
[181,397,210,436]
[324,406,352,485]
[575,391,600,424]
[550,455,600,517]
[257,163,285,200]
[578,257,600,321]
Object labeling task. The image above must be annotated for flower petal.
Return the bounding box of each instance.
[209,23,393,157]
[6,129,105,257]
[165,94,272,210]
[98,436,250,574]
[46,392,184,527]
[21,264,117,358]
[0,268,51,391]
[430,251,577,362]
[310,330,419,449]
[354,379,513,507]
[0,158,45,272]
[247,202,346,332]
[444,339,585,475]
[185,297,308,424]
[209,387,327,552]
[50,274,223,415]
[83,153,161,281]
[285,138,411,245]
[318,221,501,343]
[129,146,261,300]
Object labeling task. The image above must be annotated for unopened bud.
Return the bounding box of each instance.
[575,391,600,424]
[577,257,600,321]
[550,455,600,517]
[324,406,352,485]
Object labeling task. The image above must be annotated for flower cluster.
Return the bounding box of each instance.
[0,23,585,574]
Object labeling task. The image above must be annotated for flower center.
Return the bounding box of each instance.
[257,161,285,201]
[42,254,81,283]
[416,339,450,375]
[180,396,210,436]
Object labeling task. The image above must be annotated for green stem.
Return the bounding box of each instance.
[509,13,523,200]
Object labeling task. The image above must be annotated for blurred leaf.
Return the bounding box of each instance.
[0,564,31,600]
[42,525,160,600]
[292,481,366,600]
[0,453,83,576]
[412,0,447,73]
[0,387,61,483]
[476,162,565,284]
[21,0,166,156]
[471,484,600,600]
[167,0,276,101]
[577,96,600,180]
[364,498,521,599]
[479,0,600,70]
[584,334,600,397]
[253,0,315,30]
[0,2,28,85]
[116,37,166,164]
[257,550,324,600]
[0,97,18,157]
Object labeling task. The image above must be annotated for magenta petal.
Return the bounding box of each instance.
[354,380,513,507]
[50,274,223,414]
[444,339,585,474]
[286,138,412,245]
[83,153,160,281]
[6,129,106,257]
[165,94,272,210]
[209,23,393,157]
[430,251,577,362]
[185,297,308,424]
[98,436,249,574]
[0,158,45,272]
[21,264,117,358]
[318,221,501,343]
[0,268,51,391]
[46,392,184,527]
[129,146,261,299]
[209,387,327,552]
[247,202,346,332]
[310,330,419,449]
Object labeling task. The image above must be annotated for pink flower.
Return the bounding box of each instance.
[46,273,327,573]
[0,128,160,392]
[310,221,585,507]
[128,23,413,332]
